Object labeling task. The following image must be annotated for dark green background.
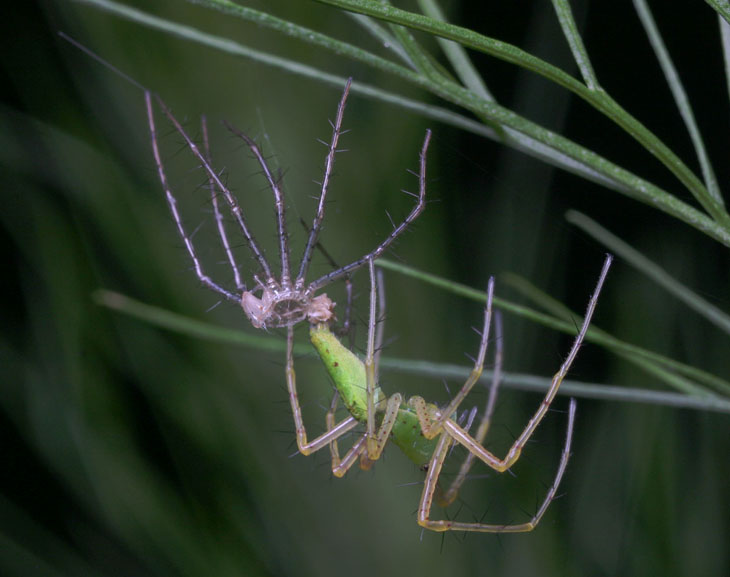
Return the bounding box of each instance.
[2,1,728,576]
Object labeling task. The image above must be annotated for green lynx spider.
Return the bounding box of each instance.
[295,255,611,532]
[143,71,612,531]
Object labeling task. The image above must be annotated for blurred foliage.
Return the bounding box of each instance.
[1,1,728,576]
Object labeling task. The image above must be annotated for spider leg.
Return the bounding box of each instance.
[365,257,379,457]
[296,78,352,289]
[325,259,394,471]
[151,93,275,285]
[324,391,353,475]
[145,92,238,302]
[286,325,360,455]
[341,274,355,345]
[366,393,403,463]
[307,129,432,294]
[359,259,406,461]
[439,310,504,507]
[417,399,577,533]
[201,116,244,291]
[328,433,368,477]
[223,120,292,288]
[436,254,612,473]
[409,276,495,439]
[373,267,387,376]
[327,392,403,477]
[298,217,355,342]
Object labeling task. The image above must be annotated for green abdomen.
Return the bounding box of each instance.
[310,324,436,467]
[310,324,375,422]
[390,406,438,468]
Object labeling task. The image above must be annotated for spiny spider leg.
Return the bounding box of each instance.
[286,324,359,456]
[416,254,613,532]
[418,399,577,533]
[67,37,415,329]
[201,115,244,291]
[146,92,238,303]
[146,76,430,329]
[407,276,495,439]
[439,310,504,507]
[364,256,380,457]
[223,120,292,288]
[297,78,352,289]
[307,130,432,294]
[299,217,356,340]
[373,267,387,376]
[438,254,611,473]
[326,263,386,473]
[319,258,412,476]
[148,92,275,286]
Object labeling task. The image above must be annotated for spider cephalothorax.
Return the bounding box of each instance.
[145,78,431,330]
[241,284,335,329]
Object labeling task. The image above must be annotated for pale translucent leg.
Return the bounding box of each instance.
[416,254,611,474]
[415,254,610,531]
[149,92,275,285]
[439,311,504,507]
[418,399,577,532]
[365,258,379,458]
[223,120,292,288]
[201,116,244,291]
[308,130,431,293]
[292,252,398,474]
[408,276,495,438]
[296,79,352,288]
[286,325,359,455]
[327,393,403,477]
[327,261,395,474]
[145,92,240,302]
[373,268,387,376]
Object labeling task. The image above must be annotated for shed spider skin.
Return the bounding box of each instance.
[145,79,430,330]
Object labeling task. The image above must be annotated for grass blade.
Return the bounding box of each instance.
[633,0,723,206]
[551,0,600,90]
[96,290,730,413]
[720,13,730,103]
[417,0,495,101]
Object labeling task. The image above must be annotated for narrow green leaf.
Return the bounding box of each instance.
[379,357,730,414]
[634,0,724,207]
[720,13,730,103]
[706,0,730,25]
[347,12,414,66]
[417,0,494,101]
[550,0,600,90]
